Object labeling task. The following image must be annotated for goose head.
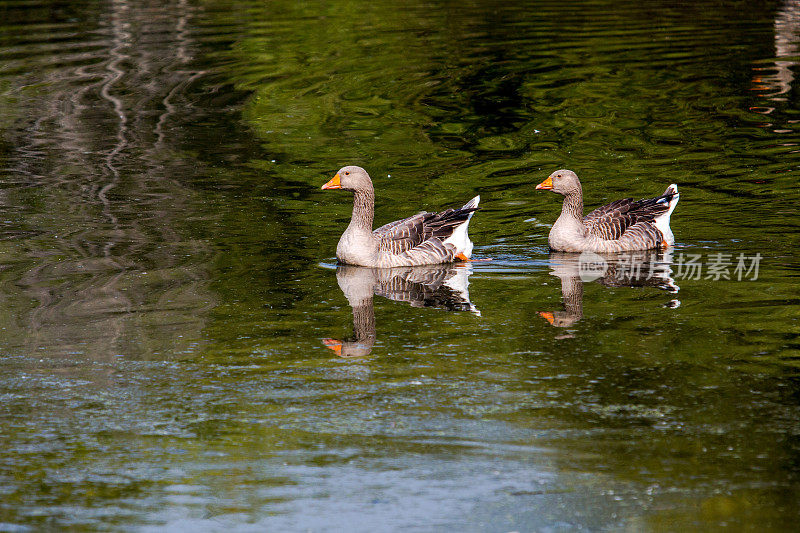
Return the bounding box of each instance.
[536,169,581,196]
[321,165,373,192]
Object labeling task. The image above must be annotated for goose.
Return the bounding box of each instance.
[321,166,480,267]
[536,169,679,253]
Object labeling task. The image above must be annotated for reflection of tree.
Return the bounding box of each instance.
[752,0,800,104]
[541,251,678,328]
[324,264,478,357]
[1,0,214,361]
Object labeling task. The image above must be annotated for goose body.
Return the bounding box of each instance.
[536,169,679,253]
[322,166,480,267]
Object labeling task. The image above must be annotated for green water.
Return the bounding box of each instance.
[0,0,799,530]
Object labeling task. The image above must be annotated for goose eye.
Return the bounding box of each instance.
[344,171,350,175]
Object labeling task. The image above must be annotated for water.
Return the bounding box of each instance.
[1,0,799,530]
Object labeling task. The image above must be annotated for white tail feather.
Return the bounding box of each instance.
[444,195,480,258]
[654,185,678,245]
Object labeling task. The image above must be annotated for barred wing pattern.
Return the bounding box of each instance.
[374,205,479,263]
[582,194,672,241]
[606,221,666,251]
[373,213,430,255]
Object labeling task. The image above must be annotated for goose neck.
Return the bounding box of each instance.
[350,188,375,231]
[561,188,583,220]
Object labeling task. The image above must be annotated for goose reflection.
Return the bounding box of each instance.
[540,251,679,328]
[323,264,479,357]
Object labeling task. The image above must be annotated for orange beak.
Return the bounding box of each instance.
[535,176,553,190]
[322,338,343,356]
[321,173,342,190]
[539,311,555,325]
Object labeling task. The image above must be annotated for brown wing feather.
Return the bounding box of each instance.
[375,206,479,256]
[374,213,430,255]
[583,193,672,241]
[612,221,665,250]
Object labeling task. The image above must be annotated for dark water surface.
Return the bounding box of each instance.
[1,0,799,530]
